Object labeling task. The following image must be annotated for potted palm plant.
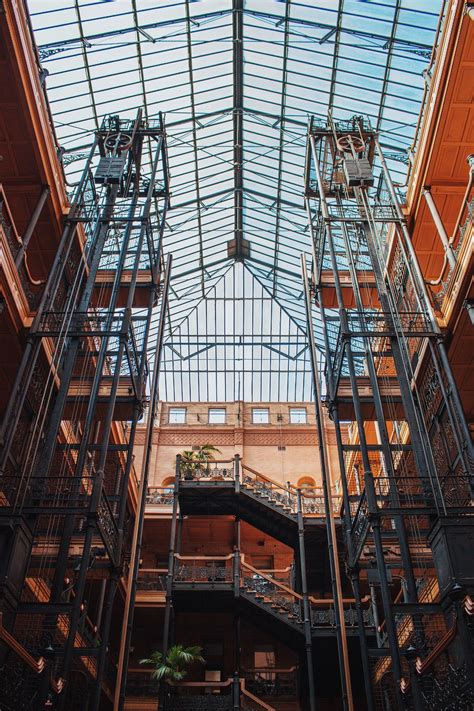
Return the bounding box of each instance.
[180,450,197,480]
[179,445,221,479]
[140,645,205,701]
[194,444,222,477]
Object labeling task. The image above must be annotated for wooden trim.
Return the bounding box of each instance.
[241,561,303,601]
[2,0,68,221]
[242,666,297,674]
[175,554,233,562]
[0,612,45,673]
[240,679,276,710]
[241,464,295,494]
[416,623,456,675]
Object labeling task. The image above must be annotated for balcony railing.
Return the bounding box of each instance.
[177,457,341,518]
[174,555,234,584]
[180,458,235,482]
[432,196,473,309]
[242,667,297,698]
[137,568,167,591]
[241,560,304,623]
[0,183,43,309]
[126,668,160,697]
[145,486,173,505]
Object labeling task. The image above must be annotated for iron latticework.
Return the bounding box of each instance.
[0,112,170,710]
[303,115,474,710]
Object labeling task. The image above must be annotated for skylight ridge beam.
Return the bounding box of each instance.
[232,0,244,261]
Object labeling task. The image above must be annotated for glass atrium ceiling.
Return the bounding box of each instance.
[29,0,443,401]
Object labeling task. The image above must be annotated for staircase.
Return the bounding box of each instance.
[178,460,340,547]
[240,562,304,637]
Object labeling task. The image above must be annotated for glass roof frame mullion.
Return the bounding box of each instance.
[233,0,244,261]
[73,0,100,132]
[375,0,402,134]
[184,0,207,297]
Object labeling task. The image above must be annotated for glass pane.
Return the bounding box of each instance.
[252,408,269,424]
[290,408,307,424]
[169,408,186,424]
[208,408,226,424]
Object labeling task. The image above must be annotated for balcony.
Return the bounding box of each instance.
[136,568,167,607]
[429,197,473,320]
[145,486,173,516]
[0,184,39,315]
[170,554,375,638]
[242,667,298,701]
[125,674,277,710]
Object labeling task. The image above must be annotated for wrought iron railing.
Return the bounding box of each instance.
[137,568,167,591]
[145,486,173,505]
[242,667,297,698]
[0,474,94,512]
[310,603,374,629]
[176,457,341,520]
[240,561,304,623]
[126,669,160,697]
[241,465,297,514]
[173,555,234,584]
[350,489,370,561]
[180,458,235,481]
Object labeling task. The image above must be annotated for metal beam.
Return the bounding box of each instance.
[233,0,244,260]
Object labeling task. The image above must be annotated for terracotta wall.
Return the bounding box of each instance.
[134,401,343,490]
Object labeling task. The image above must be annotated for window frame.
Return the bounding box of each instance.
[168,407,186,424]
[208,407,226,424]
[252,407,270,424]
[289,407,307,424]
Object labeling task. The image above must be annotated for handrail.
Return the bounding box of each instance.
[175,554,233,562]
[241,560,303,601]
[416,623,457,675]
[0,612,45,673]
[167,678,233,688]
[240,679,276,710]
[0,184,22,244]
[309,595,370,605]
[242,666,297,674]
[241,464,295,494]
[181,458,235,466]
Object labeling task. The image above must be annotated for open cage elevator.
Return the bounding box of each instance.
[0,112,171,710]
[303,115,474,710]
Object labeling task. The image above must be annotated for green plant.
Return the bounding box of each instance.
[193,443,221,463]
[179,445,221,478]
[139,644,205,683]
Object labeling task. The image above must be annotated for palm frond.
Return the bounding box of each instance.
[139,651,162,666]
[151,664,174,681]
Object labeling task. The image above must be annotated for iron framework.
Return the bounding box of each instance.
[0,111,171,711]
[303,114,474,710]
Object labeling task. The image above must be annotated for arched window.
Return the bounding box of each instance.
[161,476,175,493]
[297,476,316,491]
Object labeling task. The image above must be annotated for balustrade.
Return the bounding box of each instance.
[179,458,235,482]
[145,486,173,505]
[242,667,297,698]
[240,561,304,623]
[173,555,234,584]
[241,465,297,513]
[126,669,160,697]
[137,568,167,591]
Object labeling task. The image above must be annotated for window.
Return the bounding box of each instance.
[254,645,276,680]
[208,407,226,424]
[290,407,307,424]
[252,408,269,424]
[169,407,186,424]
[297,476,316,491]
[252,555,274,571]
